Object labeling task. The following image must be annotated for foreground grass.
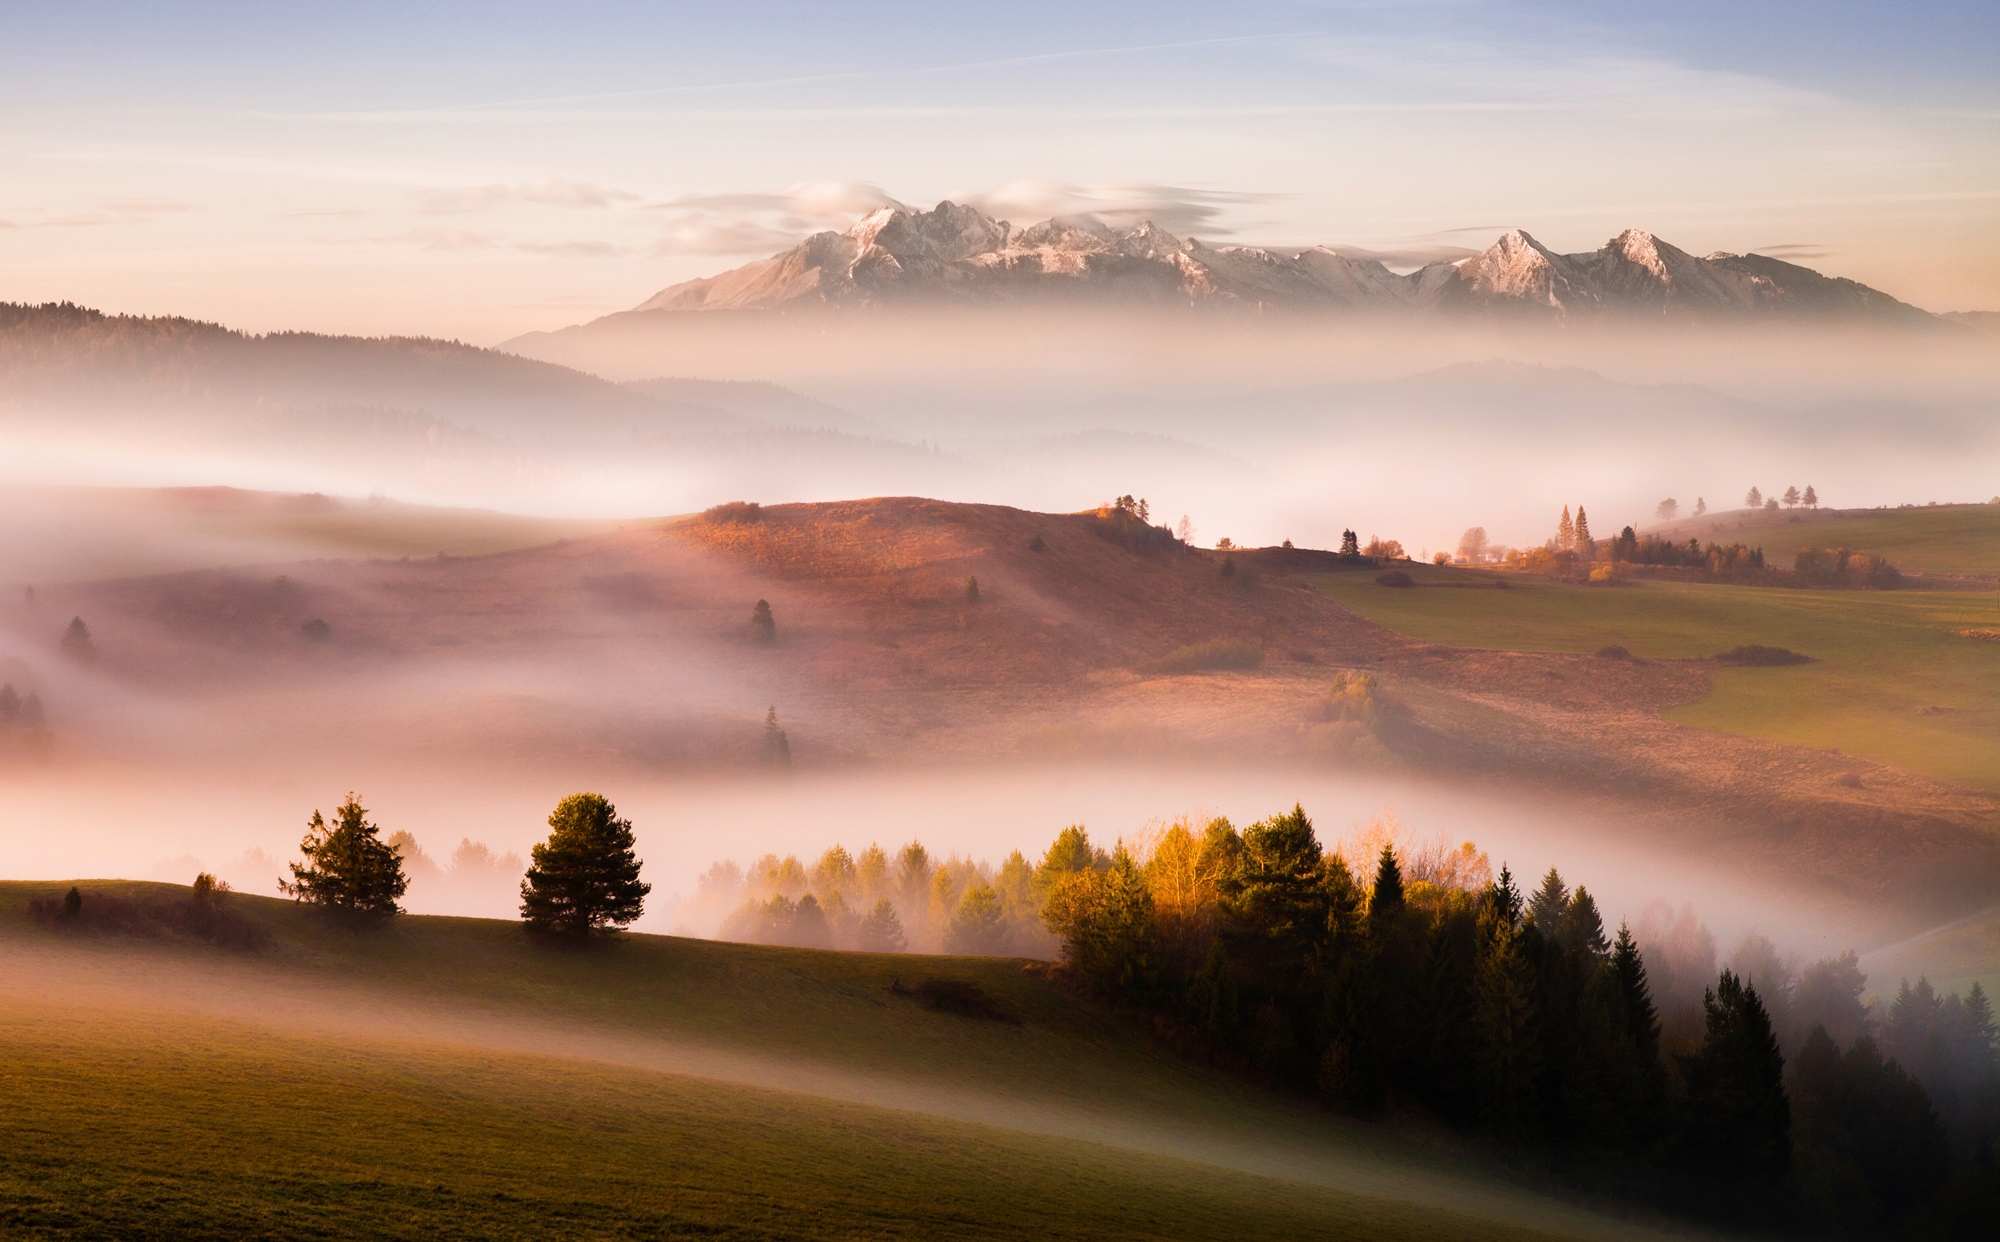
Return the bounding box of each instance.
[1,1000,1568,1242]
[0,888,1658,1241]
[1317,566,2000,789]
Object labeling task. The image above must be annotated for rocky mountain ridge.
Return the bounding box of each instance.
[629,201,1935,322]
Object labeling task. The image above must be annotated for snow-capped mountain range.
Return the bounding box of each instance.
[630,201,1932,322]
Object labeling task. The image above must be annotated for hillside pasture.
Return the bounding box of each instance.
[1665,502,2000,578]
[0,883,1671,1241]
[1315,564,2000,790]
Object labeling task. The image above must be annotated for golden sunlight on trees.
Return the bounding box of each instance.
[519,792,651,936]
[279,794,407,916]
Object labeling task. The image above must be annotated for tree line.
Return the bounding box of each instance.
[1027,805,1996,1235]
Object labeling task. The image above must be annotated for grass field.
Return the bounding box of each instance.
[0,883,1675,1241]
[1672,502,2000,577]
[1316,564,2000,789]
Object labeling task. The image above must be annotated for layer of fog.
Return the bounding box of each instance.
[0,939,1684,1241]
[4,313,1995,558]
[0,755,1919,991]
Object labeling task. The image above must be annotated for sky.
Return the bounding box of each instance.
[1,1,1995,342]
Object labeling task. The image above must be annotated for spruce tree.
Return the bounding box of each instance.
[520,792,650,936]
[1679,970,1791,1182]
[280,794,408,915]
[1557,506,1574,550]
[857,897,907,953]
[1339,529,1360,558]
[1369,844,1405,927]
[1561,888,1609,964]
[1528,868,1568,939]
[1610,924,1661,1064]
[749,599,776,642]
[1572,506,1593,557]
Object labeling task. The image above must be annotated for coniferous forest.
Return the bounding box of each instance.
[716,805,2000,1236]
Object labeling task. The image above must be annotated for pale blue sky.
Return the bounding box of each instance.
[3,1,1994,338]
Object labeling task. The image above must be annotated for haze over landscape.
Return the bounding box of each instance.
[2,3,1997,1239]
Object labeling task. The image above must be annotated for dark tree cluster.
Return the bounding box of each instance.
[1608,527,1767,576]
[1794,547,1902,588]
[1039,804,2000,1233]
[1093,497,1181,552]
[0,683,47,730]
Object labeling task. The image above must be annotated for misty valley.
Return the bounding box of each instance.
[5,9,2000,1235]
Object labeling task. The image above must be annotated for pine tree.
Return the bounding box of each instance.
[1573,507,1593,557]
[1746,486,1762,509]
[1694,497,1707,516]
[1782,485,1801,508]
[280,794,408,915]
[1562,888,1609,963]
[1610,924,1661,1064]
[1369,844,1405,927]
[1528,868,1568,939]
[60,616,95,661]
[964,576,980,603]
[1958,981,1996,1081]
[943,883,1006,954]
[519,792,650,936]
[1679,970,1791,1181]
[1557,506,1574,550]
[1803,484,1819,509]
[761,706,790,765]
[1476,891,1539,1137]
[749,599,776,642]
[1340,529,1360,557]
[857,897,907,952]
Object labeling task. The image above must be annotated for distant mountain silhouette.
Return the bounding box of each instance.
[594,201,1937,323]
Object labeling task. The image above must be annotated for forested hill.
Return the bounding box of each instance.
[0,301,742,440]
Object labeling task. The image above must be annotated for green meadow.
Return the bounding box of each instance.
[0,883,1667,1242]
[1685,503,2000,578]
[1315,565,2000,789]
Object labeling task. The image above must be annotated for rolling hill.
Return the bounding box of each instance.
[0,880,1691,1241]
[12,495,1996,916]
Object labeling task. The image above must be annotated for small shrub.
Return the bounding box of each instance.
[1433,552,1450,566]
[1028,533,1046,552]
[30,885,268,949]
[1715,644,1813,666]
[1835,772,1864,788]
[1159,639,1263,674]
[704,501,762,524]
[300,618,331,642]
[1375,570,1414,588]
[890,977,1021,1025]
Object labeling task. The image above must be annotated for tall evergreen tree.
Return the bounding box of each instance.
[1679,970,1791,1182]
[1476,882,1539,1138]
[1339,529,1360,557]
[1573,506,1593,557]
[1561,888,1609,964]
[520,792,650,936]
[1528,868,1568,939]
[280,794,407,915]
[1557,506,1574,550]
[1369,844,1404,927]
[1610,924,1661,1065]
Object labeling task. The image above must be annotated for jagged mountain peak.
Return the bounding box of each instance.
[617,207,1938,324]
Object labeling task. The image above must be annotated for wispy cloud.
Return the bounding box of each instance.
[417,177,640,214]
[373,228,631,257]
[1748,242,1834,260]
[647,181,903,255]
[35,200,195,228]
[957,181,1277,237]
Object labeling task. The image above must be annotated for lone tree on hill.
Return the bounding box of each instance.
[520,792,650,936]
[1803,484,1818,509]
[279,794,408,915]
[1745,486,1762,509]
[1782,485,1801,509]
[749,598,776,642]
[1339,529,1360,557]
[60,616,95,661]
[1695,497,1708,516]
[1656,498,1679,522]
[762,706,791,766]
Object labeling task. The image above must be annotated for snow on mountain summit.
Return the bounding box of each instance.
[626,202,1937,322]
